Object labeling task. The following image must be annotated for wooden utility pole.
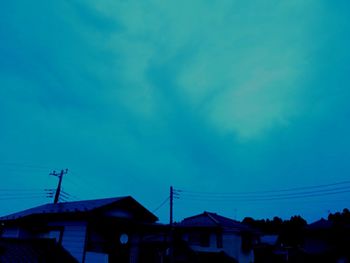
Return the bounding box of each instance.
[170,186,173,226]
[169,186,174,263]
[50,169,68,204]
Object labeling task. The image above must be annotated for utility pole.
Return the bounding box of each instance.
[170,186,173,226]
[50,169,68,204]
[169,186,174,263]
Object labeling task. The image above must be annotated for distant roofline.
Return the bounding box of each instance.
[182,211,218,221]
[179,211,250,231]
[0,196,158,222]
[182,211,240,223]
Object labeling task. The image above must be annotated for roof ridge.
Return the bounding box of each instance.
[55,195,130,204]
[0,196,131,221]
[205,212,221,226]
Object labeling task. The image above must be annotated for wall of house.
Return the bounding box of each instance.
[1,224,62,241]
[1,220,87,262]
[103,209,133,219]
[86,222,147,263]
[222,232,254,263]
[183,232,221,253]
[58,221,87,263]
[85,252,108,263]
[129,234,141,263]
[222,232,241,259]
[1,227,19,238]
[239,250,254,263]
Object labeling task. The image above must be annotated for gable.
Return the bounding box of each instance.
[180,212,251,233]
[0,196,158,223]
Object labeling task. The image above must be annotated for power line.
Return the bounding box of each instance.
[177,180,350,196]
[174,181,350,203]
[0,195,50,201]
[60,190,80,201]
[65,171,104,197]
[152,197,170,213]
[0,193,48,197]
[178,185,350,199]
[178,189,350,202]
[0,189,45,194]
[0,162,51,170]
[0,189,50,197]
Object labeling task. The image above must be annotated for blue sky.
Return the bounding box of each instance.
[1,0,350,223]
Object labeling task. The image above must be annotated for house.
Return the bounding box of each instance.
[300,218,350,263]
[253,218,350,263]
[0,196,160,263]
[177,212,256,263]
[253,234,281,263]
[0,237,77,262]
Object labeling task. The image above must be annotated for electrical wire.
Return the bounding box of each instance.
[152,197,170,213]
[0,188,46,192]
[178,189,350,202]
[174,180,350,203]
[176,180,350,196]
[60,190,80,201]
[65,172,103,197]
[0,162,51,170]
[178,185,350,199]
[0,191,49,196]
[0,195,49,201]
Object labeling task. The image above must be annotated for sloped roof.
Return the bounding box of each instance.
[307,218,333,230]
[0,238,77,262]
[0,196,158,222]
[179,211,250,231]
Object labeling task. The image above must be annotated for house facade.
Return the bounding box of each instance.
[177,212,255,263]
[0,196,160,263]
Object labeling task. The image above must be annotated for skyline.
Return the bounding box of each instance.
[1,1,350,223]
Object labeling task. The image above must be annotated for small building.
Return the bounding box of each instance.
[177,212,256,263]
[0,196,159,263]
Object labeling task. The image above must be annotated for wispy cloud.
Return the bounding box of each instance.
[78,0,324,140]
[1,0,350,221]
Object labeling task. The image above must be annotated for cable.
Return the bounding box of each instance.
[174,180,350,203]
[65,172,103,197]
[152,197,170,213]
[0,188,46,192]
[0,195,49,201]
[0,191,49,196]
[0,193,47,197]
[177,189,350,202]
[177,185,350,199]
[0,162,51,170]
[176,180,350,196]
[60,190,80,201]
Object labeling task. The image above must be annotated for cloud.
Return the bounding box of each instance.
[2,0,350,221]
[77,0,324,140]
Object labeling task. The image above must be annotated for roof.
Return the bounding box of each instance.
[307,218,333,230]
[0,238,77,262]
[0,196,158,222]
[179,211,250,231]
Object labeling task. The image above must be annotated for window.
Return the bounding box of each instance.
[188,232,210,247]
